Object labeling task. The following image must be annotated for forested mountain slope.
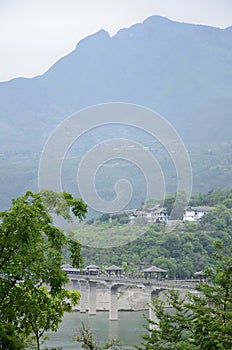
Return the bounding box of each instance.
[0,16,232,207]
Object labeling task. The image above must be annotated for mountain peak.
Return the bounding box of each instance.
[75,29,110,50]
[143,15,172,25]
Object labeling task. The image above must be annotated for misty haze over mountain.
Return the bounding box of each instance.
[0,16,232,208]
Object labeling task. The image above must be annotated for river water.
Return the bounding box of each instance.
[43,310,148,349]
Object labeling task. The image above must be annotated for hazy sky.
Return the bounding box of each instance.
[1,0,232,82]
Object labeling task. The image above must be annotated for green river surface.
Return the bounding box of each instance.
[43,310,148,349]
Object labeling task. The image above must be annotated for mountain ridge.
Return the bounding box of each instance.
[0,15,232,207]
[0,15,231,151]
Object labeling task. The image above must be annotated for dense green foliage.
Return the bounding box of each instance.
[0,190,87,350]
[190,188,232,208]
[97,213,129,225]
[1,188,231,349]
[82,189,232,279]
[137,242,232,350]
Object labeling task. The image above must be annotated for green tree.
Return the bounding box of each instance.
[121,261,128,273]
[152,256,177,279]
[0,190,87,349]
[163,194,176,215]
[170,190,188,220]
[137,242,232,350]
[162,232,181,252]
[201,204,232,231]
[163,191,188,219]
[117,214,129,225]
[99,213,110,222]
[76,323,120,349]
[18,286,79,350]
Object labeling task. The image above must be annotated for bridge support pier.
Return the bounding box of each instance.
[88,281,97,315]
[72,280,79,291]
[149,289,162,329]
[109,285,119,321]
[149,303,159,330]
[79,280,88,313]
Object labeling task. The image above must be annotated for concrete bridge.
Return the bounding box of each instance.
[67,274,198,321]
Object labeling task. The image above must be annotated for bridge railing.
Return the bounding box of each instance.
[67,273,198,289]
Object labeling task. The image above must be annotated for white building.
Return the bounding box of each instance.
[183,206,214,222]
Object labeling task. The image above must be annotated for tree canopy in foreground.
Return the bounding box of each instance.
[137,241,232,350]
[0,190,87,350]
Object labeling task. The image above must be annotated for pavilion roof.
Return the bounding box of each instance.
[194,270,204,276]
[106,264,123,271]
[185,206,214,212]
[142,265,167,273]
[61,264,80,273]
[61,264,72,269]
[86,264,100,270]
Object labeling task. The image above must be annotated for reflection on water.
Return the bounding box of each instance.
[43,310,148,350]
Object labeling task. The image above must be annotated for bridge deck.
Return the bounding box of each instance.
[68,274,198,290]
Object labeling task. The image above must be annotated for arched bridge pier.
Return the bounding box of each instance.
[69,275,197,321]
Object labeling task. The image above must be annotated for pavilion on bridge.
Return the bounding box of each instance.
[194,270,205,281]
[61,264,81,274]
[85,264,101,276]
[106,264,123,277]
[142,265,167,280]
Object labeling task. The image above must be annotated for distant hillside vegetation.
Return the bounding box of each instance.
[79,188,232,279]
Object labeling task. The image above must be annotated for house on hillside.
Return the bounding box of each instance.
[147,206,168,223]
[183,206,214,222]
[126,205,168,224]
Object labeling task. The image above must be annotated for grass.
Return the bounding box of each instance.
[71,222,150,248]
